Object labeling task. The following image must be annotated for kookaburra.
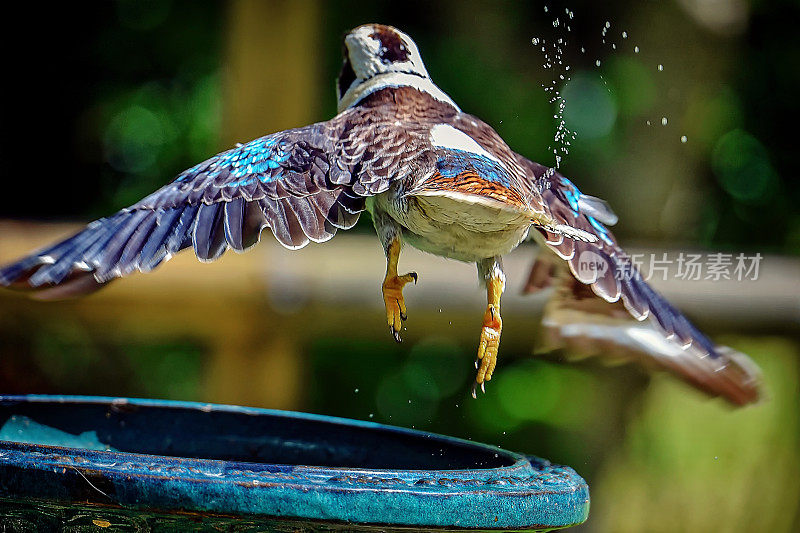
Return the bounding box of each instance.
[0,24,761,404]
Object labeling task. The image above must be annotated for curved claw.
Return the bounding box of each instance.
[470,381,487,399]
[473,304,501,394]
[383,272,417,343]
[471,268,505,399]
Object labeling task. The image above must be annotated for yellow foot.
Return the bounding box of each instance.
[382,271,417,342]
[472,304,502,398]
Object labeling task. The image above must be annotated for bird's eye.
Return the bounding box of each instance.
[371,29,411,64]
[379,42,410,64]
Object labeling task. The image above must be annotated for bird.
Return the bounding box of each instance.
[0,23,761,404]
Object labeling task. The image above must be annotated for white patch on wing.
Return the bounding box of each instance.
[429,124,502,164]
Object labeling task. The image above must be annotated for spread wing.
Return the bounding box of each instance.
[516,154,762,406]
[0,106,417,299]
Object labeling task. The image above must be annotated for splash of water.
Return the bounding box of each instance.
[531,6,675,166]
[533,4,579,169]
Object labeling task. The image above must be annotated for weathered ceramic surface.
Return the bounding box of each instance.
[0,395,589,531]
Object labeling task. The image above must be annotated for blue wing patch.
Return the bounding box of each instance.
[559,177,614,245]
[560,177,583,215]
[436,149,514,188]
[176,135,292,188]
[587,214,613,245]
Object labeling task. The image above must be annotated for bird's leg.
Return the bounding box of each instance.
[473,257,505,397]
[373,211,417,342]
[381,236,417,343]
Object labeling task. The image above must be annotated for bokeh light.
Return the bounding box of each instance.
[712,129,779,205]
[562,72,617,139]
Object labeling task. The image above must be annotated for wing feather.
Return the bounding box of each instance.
[193,203,227,262]
[516,154,761,405]
[139,207,184,270]
[115,211,160,275]
[223,197,246,252]
[534,254,761,406]
[0,104,418,296]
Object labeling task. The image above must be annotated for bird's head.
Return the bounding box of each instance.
[336,24,458,112]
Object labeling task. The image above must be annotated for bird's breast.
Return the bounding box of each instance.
[371,188,532,262]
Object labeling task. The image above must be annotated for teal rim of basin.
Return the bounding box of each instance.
[0,395,589,530]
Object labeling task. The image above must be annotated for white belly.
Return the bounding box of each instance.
[369,191,532,262]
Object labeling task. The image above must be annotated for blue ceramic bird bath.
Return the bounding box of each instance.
[0,395,588,531]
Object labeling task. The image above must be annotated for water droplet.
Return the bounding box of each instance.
[622,31,628,38]
[596,59,601,67]
[646,120,651,126]
[605,21,611,28]
[532,37,540,45]
[658,64,664,71]
[369,413,374,418]
[354,388,359,393]
[634,46,640,53]
[544,5,548,12]
[661,117,668,126]
[681,135,688,143]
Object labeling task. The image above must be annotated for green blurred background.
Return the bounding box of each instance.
[0,1,798,531]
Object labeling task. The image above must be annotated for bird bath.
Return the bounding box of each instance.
[0,395,589,531]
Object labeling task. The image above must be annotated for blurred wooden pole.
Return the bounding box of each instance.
[205,0,323,408]
[205,310,305,410]
[222,0,323,145]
